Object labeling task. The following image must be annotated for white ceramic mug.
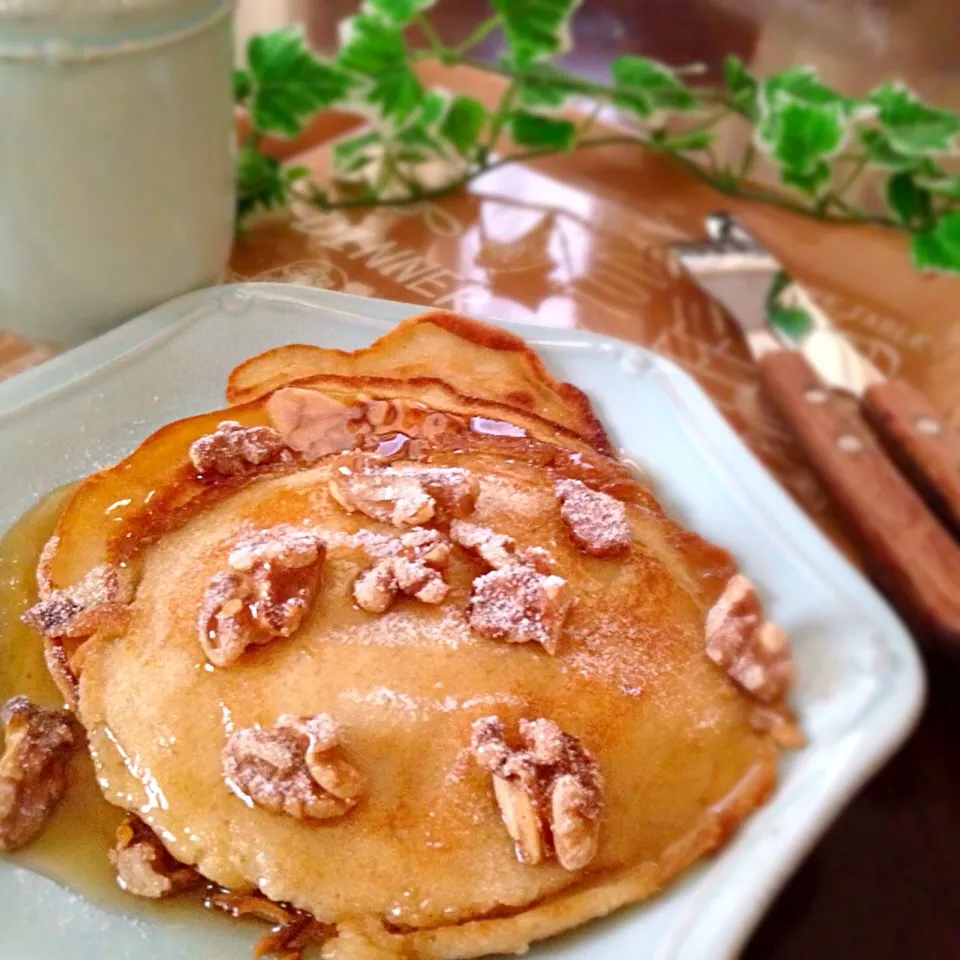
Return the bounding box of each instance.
[0,0,235,347]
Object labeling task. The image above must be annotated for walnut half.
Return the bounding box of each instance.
[198,525,324,667]
[222,714,365,821]
[470,716,603,871]
[705,574,795,703]
[0,696,80,851]
[110,815,200,898]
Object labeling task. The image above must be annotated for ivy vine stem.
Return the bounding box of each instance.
[413,13,447,61]
[452,14,502,57]
[293,132,900,228]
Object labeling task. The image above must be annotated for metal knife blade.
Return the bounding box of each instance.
[674,212,884,397]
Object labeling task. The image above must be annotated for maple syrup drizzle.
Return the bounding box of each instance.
[0,487,249,940]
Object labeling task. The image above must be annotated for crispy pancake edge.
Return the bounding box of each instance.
[224,311,614,455]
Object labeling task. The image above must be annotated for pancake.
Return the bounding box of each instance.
[20,315,800,960]
[224,311,614,455]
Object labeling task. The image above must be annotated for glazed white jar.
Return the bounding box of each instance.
[0,0,235,346]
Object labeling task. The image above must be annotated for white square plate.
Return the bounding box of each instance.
[0,284,924,959]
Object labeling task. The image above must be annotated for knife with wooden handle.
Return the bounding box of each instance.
[861,378,960,538]
[674,214,960,650]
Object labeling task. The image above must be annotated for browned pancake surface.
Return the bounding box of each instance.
[77,444,775,934]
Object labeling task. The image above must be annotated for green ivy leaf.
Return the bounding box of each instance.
[236,143,286,219]
[492,0,581,69]
[396,124,446,155]
[911,228,960,273]
[508,110,576,150]
[440,95,488,156]
[765,269,792,308]
[886,172,932,227]
[768,305,813,339]
[911,211,960,273]
[337,15,423,122]
[723,55,758,120]
[918,175,960,199]
[361,0,435,26]
[395,147,431,165]
[246,28,351,137]
[781,160,830,196]
[283,164,310,184]
[611,55,699,115]
[375,69,423,123]
[338,154,375,175]
[934,209,960,252]
[233,68,252,105]
[857,128,917,171]
[868,81,960,155]
[760,67,856,114]
[418,89,448,127]
[757,97,846,173]
[333,131,382,168]
[516,63,592,107]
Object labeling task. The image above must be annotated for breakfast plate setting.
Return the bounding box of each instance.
[0,284,924,960]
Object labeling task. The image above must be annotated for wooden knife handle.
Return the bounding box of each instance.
[757,350,960,649]
[861,378,960,539]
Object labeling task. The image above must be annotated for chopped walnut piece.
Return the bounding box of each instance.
[110,815,200,898]
[0,696,80,851]
[330,469,434,527]
[705,574,795,703]
[450,520,552,573]
[22,562,135,640]
[470,716,603,871]
[353,561,399,614]
[329,459,478,528]
[555,478,632,558]
[199,526,324,667]
[749,706,806,749]
[468,563,572,655]
[450,520,517,570]
[189,420,289,476]
[222,713,365,821]
[352,528,451,613]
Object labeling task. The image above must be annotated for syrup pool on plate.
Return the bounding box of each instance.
[0,488,252,941]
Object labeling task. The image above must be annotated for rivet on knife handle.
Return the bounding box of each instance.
[861,379,960,539]
[757,350,960,648]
